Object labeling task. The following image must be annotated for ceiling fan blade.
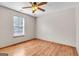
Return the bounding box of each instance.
[29,2,32,5]
[32,10,36,13]
[38,7,45,12]
[38,2,47,6]
[22,6,31,9]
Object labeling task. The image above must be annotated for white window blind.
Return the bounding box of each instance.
[13,16,24,36]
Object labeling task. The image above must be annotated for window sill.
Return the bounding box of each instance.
[13,35,25,38]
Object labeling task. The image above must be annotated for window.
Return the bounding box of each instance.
[13,16,24,36]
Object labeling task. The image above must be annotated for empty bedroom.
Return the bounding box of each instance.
[0,2,79,56]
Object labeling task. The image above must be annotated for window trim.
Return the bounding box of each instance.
[13,15,25,37]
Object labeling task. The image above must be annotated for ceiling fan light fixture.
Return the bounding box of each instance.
[32,6,38,11]
[22,2,47,13]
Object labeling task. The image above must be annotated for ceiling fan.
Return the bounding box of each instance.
[22,2,47,13]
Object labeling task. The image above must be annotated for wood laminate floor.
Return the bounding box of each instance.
[0,39,78,56]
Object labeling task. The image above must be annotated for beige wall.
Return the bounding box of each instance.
[36,8,76,47]
[75,7,79,55]
[0,6,36,48]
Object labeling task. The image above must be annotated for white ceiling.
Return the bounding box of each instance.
[0,2,79,17]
